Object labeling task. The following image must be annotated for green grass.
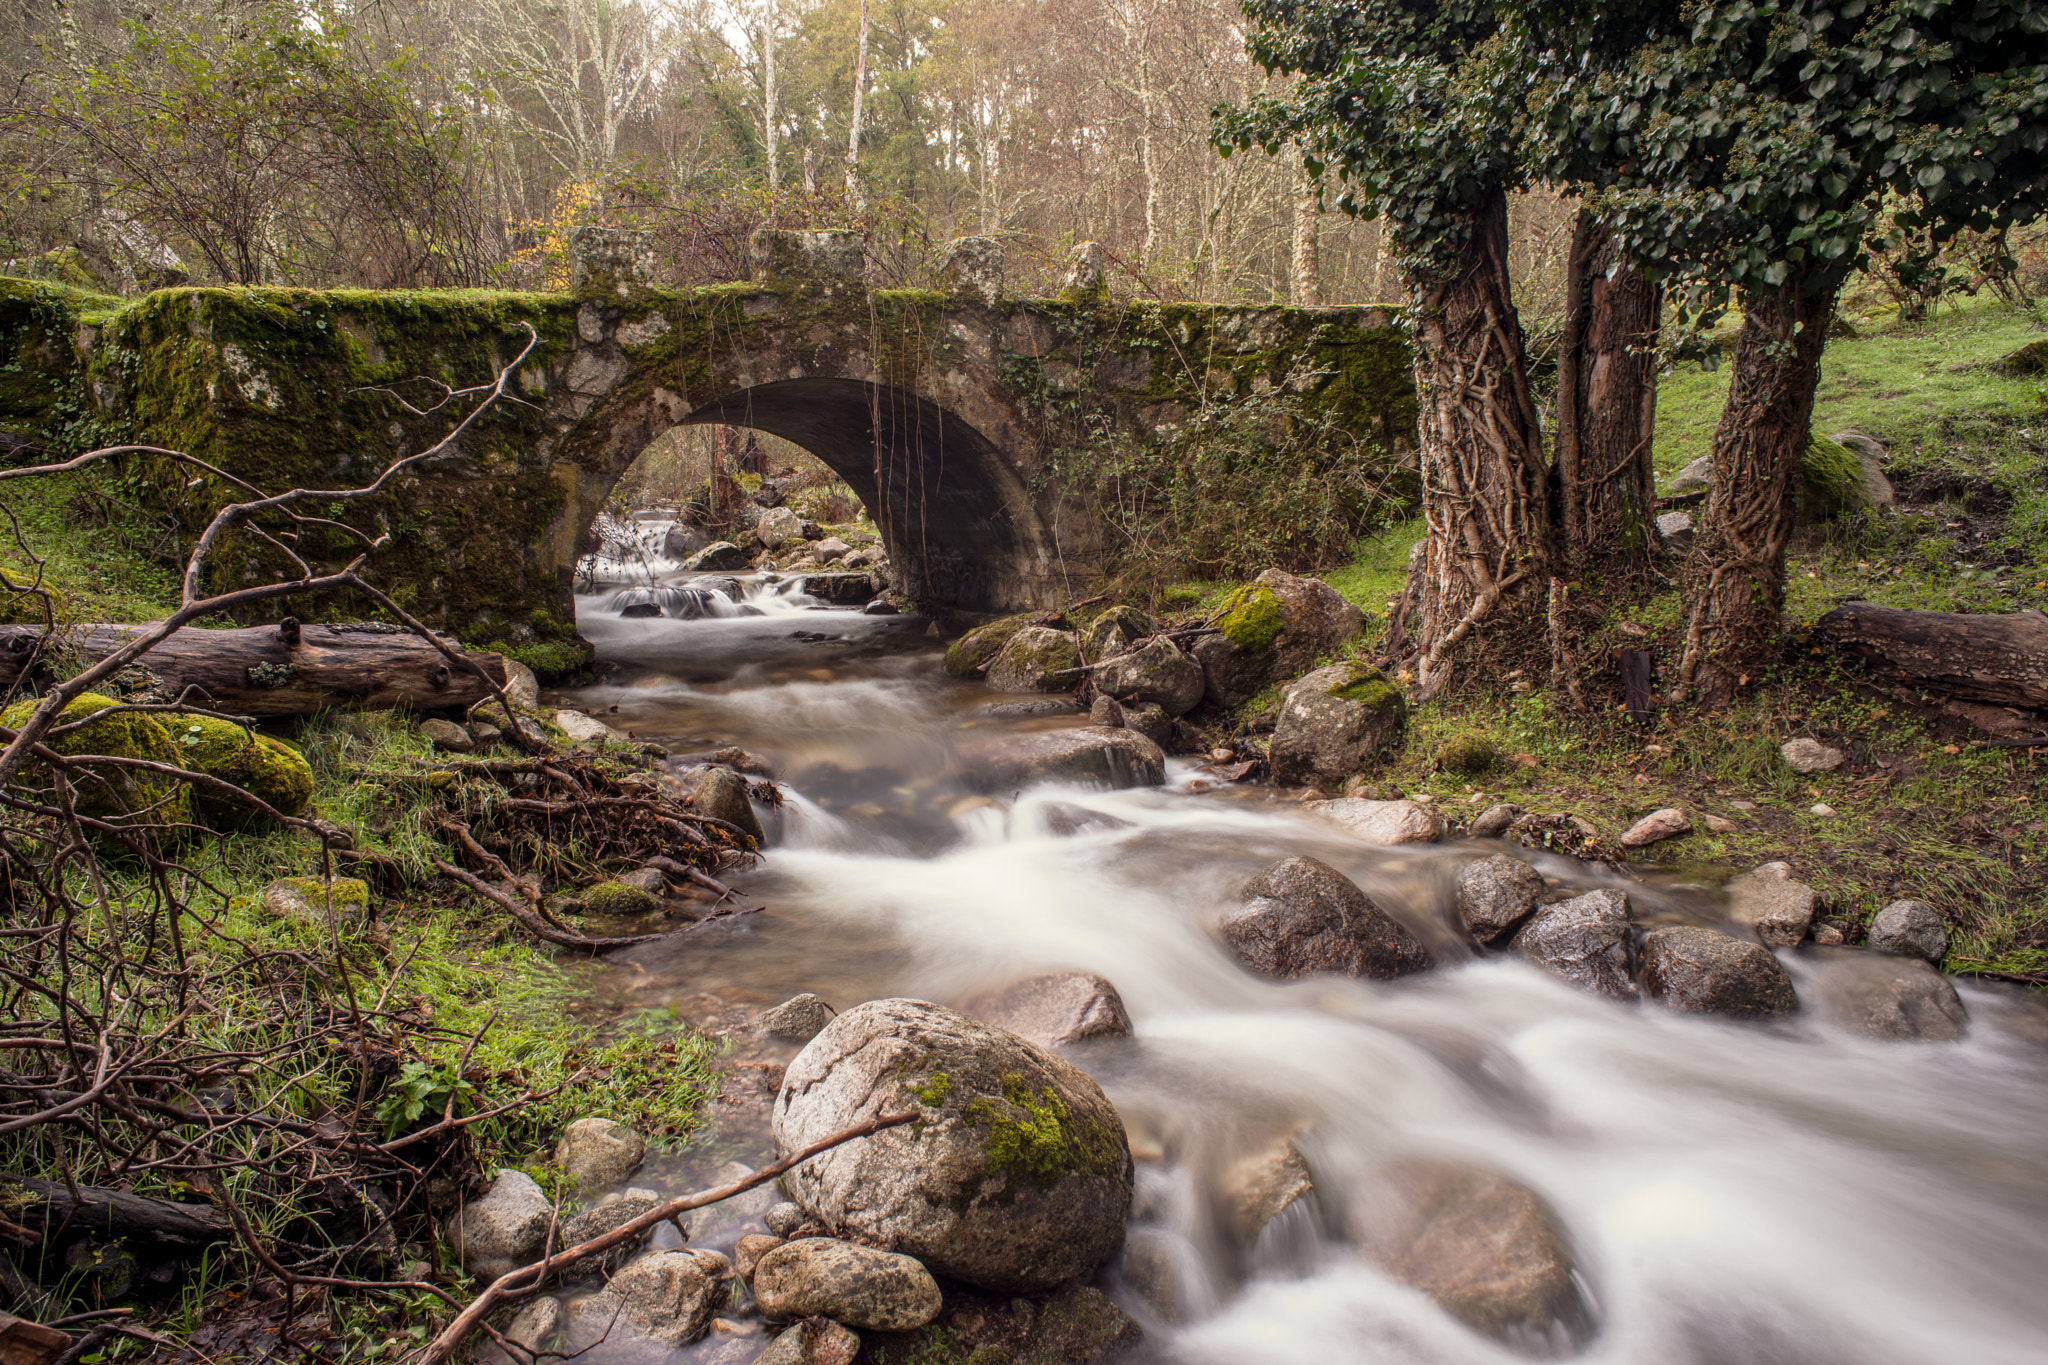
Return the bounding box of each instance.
[0,461,185,625]
[1653,295,2048,484]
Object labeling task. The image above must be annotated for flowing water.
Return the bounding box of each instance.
[548,556,2048,1365]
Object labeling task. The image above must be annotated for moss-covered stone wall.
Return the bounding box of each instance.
[0,236,1417,662]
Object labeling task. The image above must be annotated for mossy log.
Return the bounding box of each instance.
[0,622,510,717]
[3,1177,231,1247]
[1815,604,2048,710]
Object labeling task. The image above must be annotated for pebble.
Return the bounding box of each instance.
[1621,808,1691,847]
[1811,803,1838,817]
[1781,737,1846,773]
[1704,814,1737,833]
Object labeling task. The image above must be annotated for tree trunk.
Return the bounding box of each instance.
[1409,188,1551,696]
[0,624,510,718]
[845,0,869,209]
[2,1177,231,1248]
[1291,160,1321,307]
[1554,210,1661,565]
[1814,604,2048,711]
[762,0,778,191]
[1679,281,1836,699]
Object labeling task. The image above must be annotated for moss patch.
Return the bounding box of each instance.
[0,692,190,824]
[1435,732,1500,775]
[1329,671,1402,711]
[582,880,658,915]
[945,612,1046,678]
[1800,433,1865,521]
[165,714,314,825]
[1216,583,1286,653]
[909,1071,953,1107]
[964,1074,1126,1194]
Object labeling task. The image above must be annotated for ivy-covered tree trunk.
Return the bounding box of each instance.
[1678,281,1834,700]
[1410,188,1551,697]
[1554,212,1661,564]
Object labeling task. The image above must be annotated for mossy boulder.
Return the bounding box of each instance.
[0,692,190,825]
[773,998,1132,1294]
[1434,732,1499,776]
[582,880,660,916]
[985,626,1081,693]
[1081,604,1154,660]
[261,877,371,927]
[1993,337,2048,376]
[1270,663,1406,786]
[945,611,1059,679]
[1194,569,1367,709]
[164,713,314,826]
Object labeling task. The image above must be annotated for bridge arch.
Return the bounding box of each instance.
[636,377,1056,612]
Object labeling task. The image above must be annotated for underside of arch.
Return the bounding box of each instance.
[674,377,1051,614]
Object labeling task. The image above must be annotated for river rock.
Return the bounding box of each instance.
[556,710,628,745]
[1191,570,1366,709]
[1780,737,1845,773]
[665,522,712,559]
[1188,631,1267,709]
[752,1238,942,1331]
[734,1234,784,1280]
[986,626,1081,692]
[1270,664,1406,785]
[861,597,899,615]
[1725,861,1817,948]
[1667,454,1713,494]
[1251,568,1367,676]
[1087,695,1124,727]
[557,1196,657,1277]
[1224,1137,1314,1243]
[1621,808,1690,847]
[1868,899,1948,963]
[420,718,474,752]
[501,659,540,709]
[571,1248,730,1346]
[956,726,1165,792]
[757,505,805,549]
[959,973,1132,1048]
[757,1318,861,1365]
[1094,638,1204,716]
[1511,889,1638,1002]
[1640,926,1798,1018]
[1118,700,1173,747]
[503,1298,562,1359]
[1357,1160,1593,1348]
[814,536,853,563]
[1454,855,1546,945]
[944,611,1040,678]
[1309,797,1440,846]
[1224,856,1432,981]
[772,998,1133,1294]
[694,765,765,843]
[1469,802,1520,839]
[685,541,751,572]
[445,1169,553,1282]
[1084,605,1154,660]
[1655,510,1695,553]
[759,993,837,1042]
[556,1117,647,1192]
[1807,953,1968,1042]
[765,1202,807,1237]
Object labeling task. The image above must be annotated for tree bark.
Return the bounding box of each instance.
[3,1177,231,1248]
[1409,188,1551,696]
[1679,281,1836,699]
[0,624,510,718]
[845,0,869,209]
[1291,159,1321,306]
[1814,604,2048,711]
[1554,210,1661,565]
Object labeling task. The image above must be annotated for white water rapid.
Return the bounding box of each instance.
[555,580,2048,1365]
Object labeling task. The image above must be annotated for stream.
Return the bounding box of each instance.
[548,546,2048,1365]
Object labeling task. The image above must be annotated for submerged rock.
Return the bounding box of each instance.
[1640,926,1798,1018]
[569,1248,730,1346]
[1223,1137,1315,1244]
[751,1238,942,1331]
[1270,664,1407,786]
[758,993,838,1043]
[1224,855,1432,981]
[685,541,751,571]
[959,972,1132,1048]
[1510,889,1638,1002]
[956,726,1165,792]
[772,998,1133,1294]
[1806,952,1968,1042]
[1454,855,1546,946]
[1356,1160,1594,1350]
[557,1196,658,1278]
[986,626,1082,693]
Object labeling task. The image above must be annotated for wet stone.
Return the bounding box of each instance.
[1868,899,1948,963]
[556,1196,657,1278]
[751,1237,942,1331]
[1640,926,1798,1019]
[1511,889,1638,1002]
[1726,861,1817,949]
[758,993,838,1043]
[1807,952,1967,1042]
[757,1318,861,1365]
[1469,802,1521,839]
[1454,855,1547,946]
[1088,694,1124,727]
[959,972,1132,1048]
[1224,855,1432,982]
[765,1202,807,1237]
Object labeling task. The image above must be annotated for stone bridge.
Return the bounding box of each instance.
[0,231,1413,671]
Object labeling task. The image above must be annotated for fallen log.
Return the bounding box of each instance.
[0,622,509,717]
[1814,603,2048,711]
[1,1178,231,1248]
